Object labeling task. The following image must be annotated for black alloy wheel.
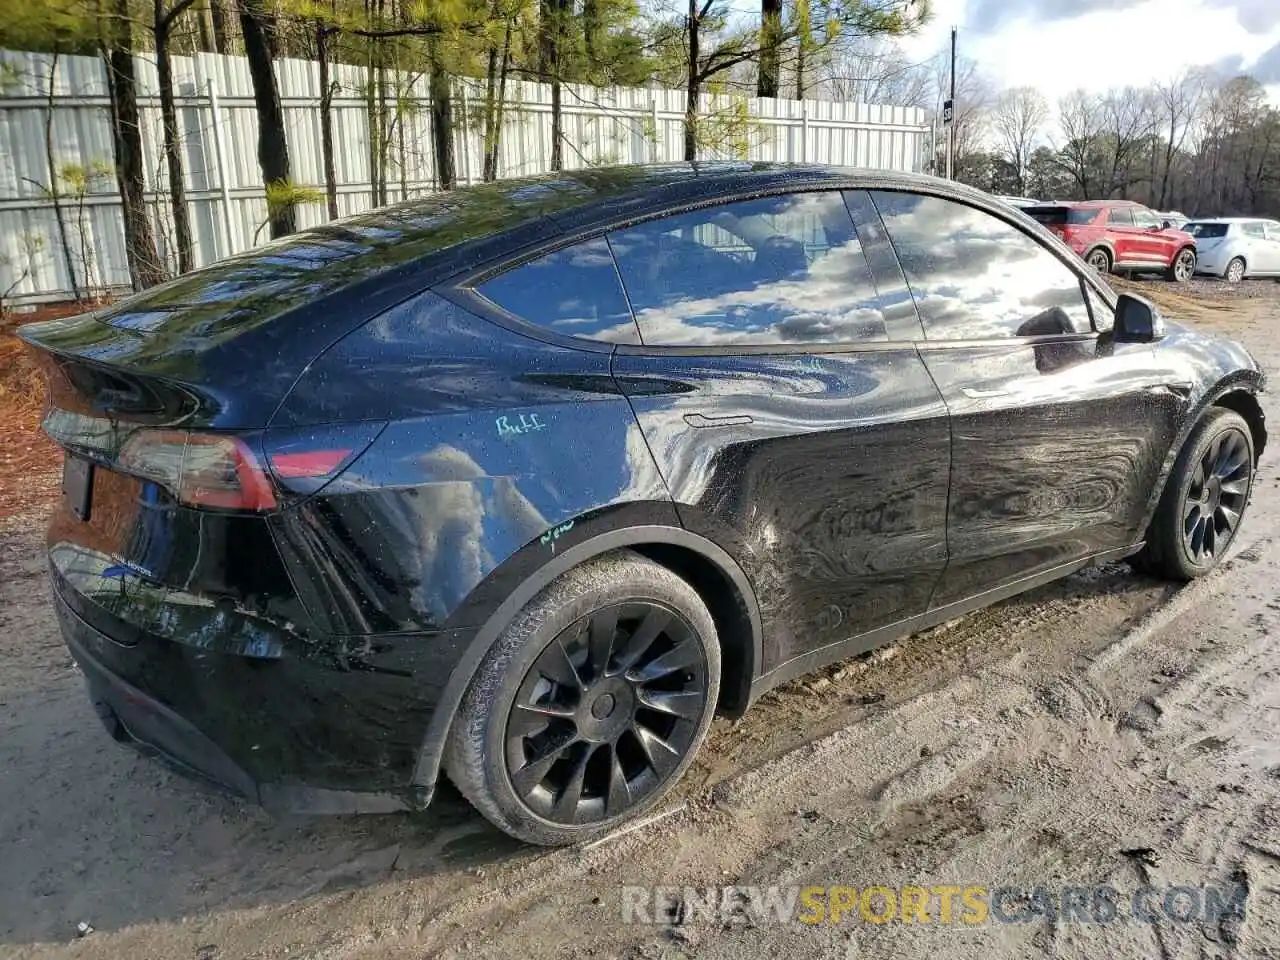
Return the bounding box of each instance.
[504,601,709,825]
[1181,425,1251,565]
[1133,407,1255,580]
[446,551,720,845]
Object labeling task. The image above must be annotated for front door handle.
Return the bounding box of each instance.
[962,387,1010,399]
[683,413,754,428]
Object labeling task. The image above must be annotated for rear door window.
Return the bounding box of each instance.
[1242,222,1267,239]
[1184,222,1229,239]
[1107,208,1135,226]
[871,190,1093,341]
[477,236,640,344]
[608,191,887,347]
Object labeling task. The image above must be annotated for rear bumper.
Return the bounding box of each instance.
[54,589,421,815]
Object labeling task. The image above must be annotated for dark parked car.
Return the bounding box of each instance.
[21,163,1266,846]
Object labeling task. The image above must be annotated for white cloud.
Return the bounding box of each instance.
[899,0,1280,105]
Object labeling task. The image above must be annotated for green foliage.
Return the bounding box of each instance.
[265,179,326,214]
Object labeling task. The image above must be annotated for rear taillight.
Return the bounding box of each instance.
[118,430,279,511]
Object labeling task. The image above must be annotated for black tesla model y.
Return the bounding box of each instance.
[21,163,1266,844]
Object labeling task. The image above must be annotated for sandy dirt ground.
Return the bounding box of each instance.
[3,278,1280,960]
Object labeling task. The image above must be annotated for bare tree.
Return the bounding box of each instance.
[1153,69,1207,208]
[815,37,930,107]
[991,86,1047,195]
[1098,85,1157,197]
[1054,89,1104,198]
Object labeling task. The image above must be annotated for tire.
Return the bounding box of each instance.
[445,550,721,846]
[1085,248,1112,274]
[1165,246,1196,282]
[1134,407,1255,580]
[1224,257,1246,283]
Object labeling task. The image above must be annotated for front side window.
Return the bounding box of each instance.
[871,191,1092,341]
[1107,207,1135,226]
[1132,208,1161,229]
[1266,222,1280,242]
[477,236,639,344]
[607,192,887,347]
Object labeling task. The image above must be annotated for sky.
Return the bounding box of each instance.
[896,0,1280,104]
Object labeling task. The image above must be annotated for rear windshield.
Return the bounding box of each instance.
[85,170,672,343]
[1027,207,1097,226]
[1183,222,1229,239]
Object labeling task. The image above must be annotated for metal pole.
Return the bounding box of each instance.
[206,78,237,258]
[946,26,956,180]
[800,104,809,163]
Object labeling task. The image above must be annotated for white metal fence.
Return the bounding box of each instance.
[0,48,930,304]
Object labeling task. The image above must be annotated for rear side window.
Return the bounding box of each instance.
[1028,207,1097,226]
[1185,222,1229,239]
[608,191,887,347]
[1106,207,1135,226]
[477,237,639,344]
[871,191,1092,341]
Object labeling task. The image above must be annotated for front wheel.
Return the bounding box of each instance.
[445,551,720,845]
[1135,408,1255,580]
[1165,247,1196,282]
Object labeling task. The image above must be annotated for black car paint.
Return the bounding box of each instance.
[20,163,1267,816]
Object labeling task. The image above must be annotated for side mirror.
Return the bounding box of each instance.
[1114,292,1165,343]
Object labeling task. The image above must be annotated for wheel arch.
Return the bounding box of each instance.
[408,524,764,803]
[1085,243,1114,269]
[1215,386,1267,461]
[1137,373,1267,537]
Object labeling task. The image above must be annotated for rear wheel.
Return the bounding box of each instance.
[1225,257,1246,283]
[1086,248,1112,274]
[445,551,720,845]
[1165,247,1196,282]
[1134,408,1254,580]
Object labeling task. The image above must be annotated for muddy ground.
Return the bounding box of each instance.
[3,278,1280,960]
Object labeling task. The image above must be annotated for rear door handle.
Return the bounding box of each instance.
[683,413,754,428]
[962,387,1010,399]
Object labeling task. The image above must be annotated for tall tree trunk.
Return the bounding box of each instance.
[208,0,231,54]
[795,43,806,100]
[374,0,389,204]
[684,0,700,161]
[428,41,456,190]
[240,0,295,237]
[317,23,338,219]
[757,0,781,98]
[155,11,194,274]
[483,21,512,181]
[106,0,164,289]
[364,0,380,205]
[540,0,567,171]
[42,48,83,301]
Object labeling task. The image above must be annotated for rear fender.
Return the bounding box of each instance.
[405,518,764,805]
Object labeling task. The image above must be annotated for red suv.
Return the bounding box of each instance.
[1027,200,1198,282]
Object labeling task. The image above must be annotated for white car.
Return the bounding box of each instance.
[1185,218,1280,282]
